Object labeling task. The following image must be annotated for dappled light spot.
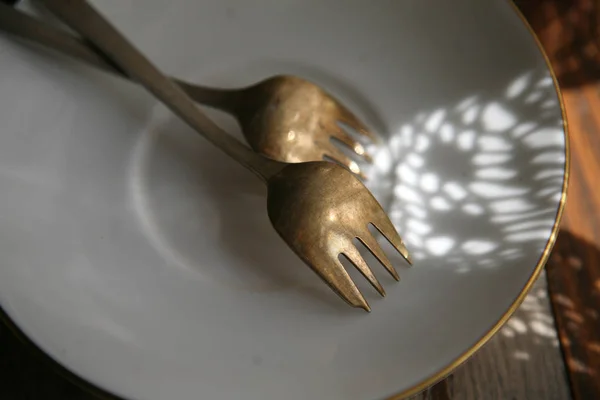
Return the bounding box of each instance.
[550,192,562,203]
[503,220,554,232]
[389,135,403,158]
[439,123,454,142]
[405,204,427,219]
[389,209,402,221]
[523,128,564,148]
[491,198,535,214]
[564,310,584,324]
[425,109,446,132]
[472,153,512,166]
[587,342,600,355]
[491,208,556,223]
[462,203,484,215]
[443,182,467,201]
[478,135,513,152]
[500,248,519,256]
[405,232,423,249]
[525,90,544,104]
[455,95,478,112]
[513,350,531,361]
[552,294,575,309]
[462,104,480,125]
[504,252,522,260]
[420,172,440,193]
[567,321,579,332]
[400,125,414,147]
[507,317,528,334]
[536,76,553,87]
[532,151,565,164]
[394,184,422,203]
[502,326,516,338]
[462,240,497,255]
[568,256,583,270]
[507,230,551,242]
[506,72,532,99]
[535,169,565,180]
[541,99,558,109]
[406,153,425,169]
[512,122,538,138]
[481,102,516,131]
[414,135,430,152]
[397,164,418,185]
[477,258,498,268]
[373,147,392,172]
[425,236,455,256]
[407,218,431,235]
[569,359,594,375]
[457,130,476,150]
[470,182,529,198]
[430,196,452,211]
[476,167,517,180]
[530,320,558,338]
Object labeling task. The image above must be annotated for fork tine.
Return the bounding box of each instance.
[313,257,371,311]
[337,104,380,143]
[341,248,385,297]
[358,233,400,281]
[372,219,413,265]
[330,127,374,163]
[323,144,367,180]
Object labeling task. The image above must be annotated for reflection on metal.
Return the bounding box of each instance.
[0,4,375,178]
[37,0,411,312]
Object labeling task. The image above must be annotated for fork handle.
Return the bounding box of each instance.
[0,3,243,113]
[35,0,283,181]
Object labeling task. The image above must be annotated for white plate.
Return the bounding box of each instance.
[0,0,568,399]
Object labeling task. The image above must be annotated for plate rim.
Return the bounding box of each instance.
[0,1,570,399]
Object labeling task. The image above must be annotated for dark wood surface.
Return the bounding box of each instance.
[522,0,600,398]
[1,1,599,399]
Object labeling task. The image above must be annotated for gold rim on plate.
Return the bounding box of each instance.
[0,1,570,399]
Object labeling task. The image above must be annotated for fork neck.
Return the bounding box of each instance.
[172,80,244,114]
[39,0,285,184]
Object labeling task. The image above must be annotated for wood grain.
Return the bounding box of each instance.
[518,0,600,399]
[510,0,600,399]
[409,272,570,400]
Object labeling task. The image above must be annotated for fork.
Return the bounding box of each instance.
[36,0,411,311]
[0,2,374,179]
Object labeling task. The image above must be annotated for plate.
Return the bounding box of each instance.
[0,0,568,399]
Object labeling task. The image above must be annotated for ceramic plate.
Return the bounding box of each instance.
[0,0,567,399]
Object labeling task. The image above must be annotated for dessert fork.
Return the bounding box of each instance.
[37,0,411,311]
[0,2,374,178]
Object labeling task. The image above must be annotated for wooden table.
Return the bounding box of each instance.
[1,1,599,399]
